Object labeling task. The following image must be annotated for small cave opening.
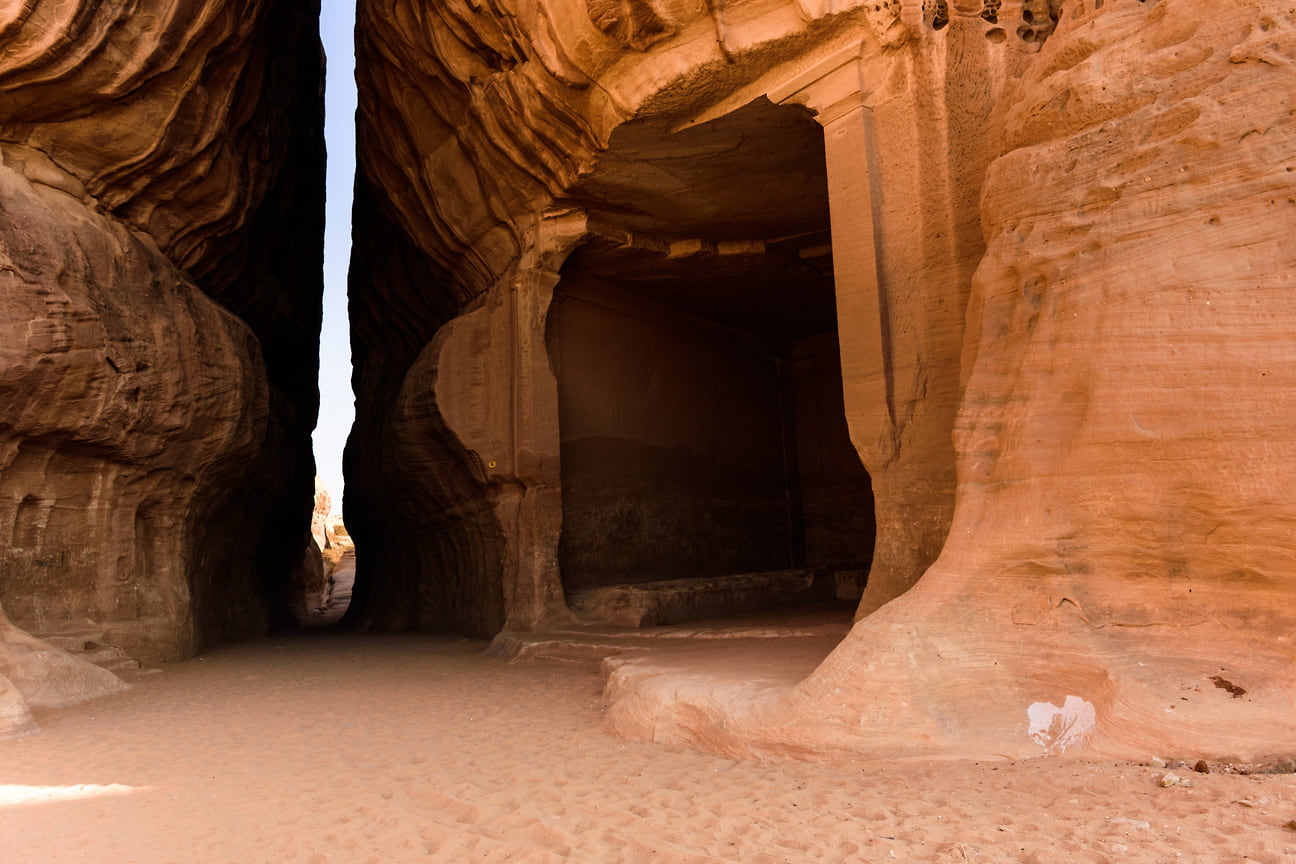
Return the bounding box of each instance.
[549,98,876,629]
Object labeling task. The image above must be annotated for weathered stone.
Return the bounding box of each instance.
[288,537,328,621]
[0,673,37,740]
[0,0,324,666]
[347,0,1296,763]
[5,0,1294,766]
[0,152,270,661]
[312,478,334,551]
[0,602,126,711]
[322,550,356,624]
[0,598,126,738]
[290,478,354,623]
[604,0,1296,761]
[346,0,918,634]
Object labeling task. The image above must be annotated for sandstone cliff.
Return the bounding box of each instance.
[345,0,978,632]
[606,0,1296,760]
[0,0,324,686]
[3,0,1292,762]
[348,0,1296,761]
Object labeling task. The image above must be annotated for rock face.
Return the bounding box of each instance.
[0,152,270,661]
[289,478,356,622]
[0,0,324,665]
[345,0,1013,627]
[606,0,1296,761]
[0,674,37,740]
[349,0,1296,762]
[310,477,334,551]
[0,602,126,709]
[0,599,129,738]
[4,0,1292,762]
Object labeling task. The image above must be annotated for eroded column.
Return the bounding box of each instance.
[778,44,965,617]
[431,210,588,631]
[821,102,896,467]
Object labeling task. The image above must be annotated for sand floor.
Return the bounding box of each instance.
[2,628,1294,863]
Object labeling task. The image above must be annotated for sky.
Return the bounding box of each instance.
[313,0,358,516]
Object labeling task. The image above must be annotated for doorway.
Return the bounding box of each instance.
[548,98,876,625]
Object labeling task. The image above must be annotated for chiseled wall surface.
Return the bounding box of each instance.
[550,276,795,589]
[606,0,1296,762]
[347,0,990,629]
[549,281,876,593]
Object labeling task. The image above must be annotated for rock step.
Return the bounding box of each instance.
[38,631,141,674]
[41,631,107,653]
[567,569,837,628]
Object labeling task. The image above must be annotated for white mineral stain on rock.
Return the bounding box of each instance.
[1027,696,1096,753]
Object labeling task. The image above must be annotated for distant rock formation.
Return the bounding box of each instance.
[312,477,334,551]
[290,478,355,622]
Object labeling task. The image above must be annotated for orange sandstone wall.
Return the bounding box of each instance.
[606,0,1296,762]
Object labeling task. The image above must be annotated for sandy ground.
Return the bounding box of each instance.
[1,625,1294,864]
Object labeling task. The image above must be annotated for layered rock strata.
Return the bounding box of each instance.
[605,0,1296,760]
[351,0,1296,762]
[348,0,1002,632]
[0,0,324,665]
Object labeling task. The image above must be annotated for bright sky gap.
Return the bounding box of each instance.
[313,0,358,516]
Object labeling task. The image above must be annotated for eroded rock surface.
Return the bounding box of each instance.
[0,0,324,664]
[0,673,37,740]
[290,479,356,623]
[8,0,1285,763]
[349,0,1296,762]
[0,153,272,661]
[0,600,125,738]
[346,0,993,634]
[605,0,1296,761]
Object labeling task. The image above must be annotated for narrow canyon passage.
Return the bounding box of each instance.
[2,0,1295,770]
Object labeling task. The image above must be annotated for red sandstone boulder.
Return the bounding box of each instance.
[0,673,38,740]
